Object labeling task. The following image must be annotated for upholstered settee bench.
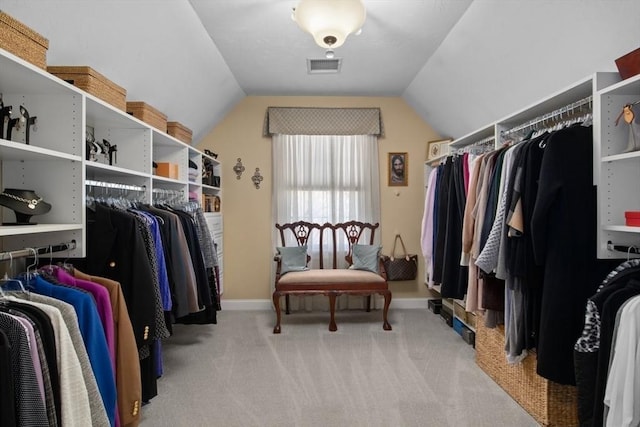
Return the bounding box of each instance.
[272,221,392,333]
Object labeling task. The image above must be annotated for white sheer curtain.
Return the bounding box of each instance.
[272,134,381,310]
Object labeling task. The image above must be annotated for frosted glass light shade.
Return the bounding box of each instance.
[293,0,366,49]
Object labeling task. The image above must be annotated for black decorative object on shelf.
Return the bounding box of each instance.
[20,105,37,145]
[3,104,37,144]
[0,94,12,140]
[0,188,52,225]
[103,139,117,165]
[6,116,19,141]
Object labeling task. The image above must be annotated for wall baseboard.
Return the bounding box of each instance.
[220,298,430,311]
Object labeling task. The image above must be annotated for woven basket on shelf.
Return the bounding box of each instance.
[47,66,127,111]
[166,121,192,144]
[475,314,579,427]
[0,11,49,69]
[126,101,167,132]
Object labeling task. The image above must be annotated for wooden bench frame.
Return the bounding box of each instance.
[272,221,392,333]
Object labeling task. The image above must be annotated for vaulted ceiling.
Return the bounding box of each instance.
[2,1,639,145]
[1,0,472,143]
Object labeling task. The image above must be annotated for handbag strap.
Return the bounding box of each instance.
[391,234,409,260]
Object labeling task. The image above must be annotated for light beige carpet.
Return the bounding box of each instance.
[140,308,539,427]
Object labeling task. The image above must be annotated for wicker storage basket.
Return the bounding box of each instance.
[475,314,578,426]
[126,101,167,131]
[166,121,193,144]
[0,11,49,69]
[47,66,127,111]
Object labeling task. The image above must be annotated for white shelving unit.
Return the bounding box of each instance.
[596,73,640,258]
[424,72,622,336]
[0,47,222,279]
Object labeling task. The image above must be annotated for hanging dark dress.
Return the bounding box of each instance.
[432,158,452,285]
[530,125,617,385]
[441,155,468,299]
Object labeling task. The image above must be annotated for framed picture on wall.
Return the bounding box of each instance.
[427,138,452,161]
[388,152,408,186]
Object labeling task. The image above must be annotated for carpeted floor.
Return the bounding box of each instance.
[140,308,539,426]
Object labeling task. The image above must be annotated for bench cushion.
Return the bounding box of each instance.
[278,268,386,284]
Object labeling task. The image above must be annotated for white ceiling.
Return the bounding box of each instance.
[0,0,471,143]
[189,0,472,96]
[2,1,639,145]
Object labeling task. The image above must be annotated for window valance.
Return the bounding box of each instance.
[263,107,384,136]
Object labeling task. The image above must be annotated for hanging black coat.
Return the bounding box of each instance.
[432,158,451,285]
[440,155,468,299]
[530,125,617,385]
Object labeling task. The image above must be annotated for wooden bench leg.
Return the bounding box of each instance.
[366,295,371,312]
[382,290,392,331]
[273,291,283,334]
[285,294,291,315]
[328,293,338,332]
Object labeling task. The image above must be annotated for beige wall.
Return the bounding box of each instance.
[198,96,441,301]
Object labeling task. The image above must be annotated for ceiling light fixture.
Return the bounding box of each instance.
[292,0,366,50]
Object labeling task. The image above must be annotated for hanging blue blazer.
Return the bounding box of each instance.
[29,274,117,427]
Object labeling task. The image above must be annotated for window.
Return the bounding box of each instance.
[272,134,380,227]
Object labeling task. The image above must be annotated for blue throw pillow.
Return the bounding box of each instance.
[350,244,381,274]
[277,246,309,275]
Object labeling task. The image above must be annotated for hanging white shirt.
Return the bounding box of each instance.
[604,294,640,427]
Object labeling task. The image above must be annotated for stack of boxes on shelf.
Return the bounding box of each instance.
[126,101,167,131]
[47,66,127,111]
[0,11,49,69]
[167,121,193,144]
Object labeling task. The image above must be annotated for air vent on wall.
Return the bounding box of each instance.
[307,58,342,74]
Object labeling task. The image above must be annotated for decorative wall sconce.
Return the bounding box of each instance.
[233,158,245,179]
[252,168,264,189]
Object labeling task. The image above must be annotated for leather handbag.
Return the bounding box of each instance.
[382,234,418,281]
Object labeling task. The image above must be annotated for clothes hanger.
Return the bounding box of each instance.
[25,247,39,281]
[38,245,57,275]
[0,252,27,292]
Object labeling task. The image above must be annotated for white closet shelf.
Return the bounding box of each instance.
[0,49,78,95]
[0,223,82,237]
[86,162,150,178]
[201,154,220,167]
[449,125,495,149]
[598,73,640,96]
[86,98,147,130]
[0,139,81,162]
[601,151,640,162]
[152,175,184,185]
[202,183,220,192]
[154,130,190,148]
[603,225,640,233]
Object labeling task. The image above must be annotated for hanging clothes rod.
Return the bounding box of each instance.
[452,136,495,156]
[502,95,593,137]
[152,188,184,195]
[470,135,496,147]
[152,188,185,203]
[0,240,76,262]
[85,180,146,192]
[606,241,640,254]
